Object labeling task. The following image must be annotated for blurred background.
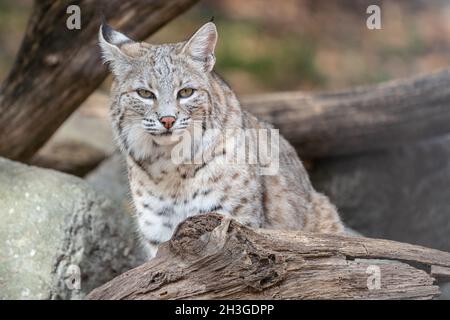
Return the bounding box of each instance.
[2,0,450,93]
[1,0,450,299]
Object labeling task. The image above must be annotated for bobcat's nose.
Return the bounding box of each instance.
[159,116,176,130]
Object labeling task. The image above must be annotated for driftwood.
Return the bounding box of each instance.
[88,214,450,300]
[0,0,199,161]
[243,68,450,159]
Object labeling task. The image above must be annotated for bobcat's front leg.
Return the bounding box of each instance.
[136,210,173,259]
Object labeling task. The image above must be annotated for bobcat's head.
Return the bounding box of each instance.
[99,22,218,158]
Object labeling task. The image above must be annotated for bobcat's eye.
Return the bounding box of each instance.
[178,88,195,99]
[137,89,155,99]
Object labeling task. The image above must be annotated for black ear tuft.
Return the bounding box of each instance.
[100,13,107,25]
[209,16,215,23]
[99,21,133,47]
[101,22,115,43]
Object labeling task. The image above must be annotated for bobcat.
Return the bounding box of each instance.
[99,22,344,258]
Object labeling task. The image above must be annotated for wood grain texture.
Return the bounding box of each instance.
[87,213,450,300]
[0,0,199,161]
[242,68,450,158]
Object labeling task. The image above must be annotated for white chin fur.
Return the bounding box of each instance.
[126,126,183,160]
[151,134,183,146]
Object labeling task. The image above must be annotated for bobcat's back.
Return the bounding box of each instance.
[241,111,343,233]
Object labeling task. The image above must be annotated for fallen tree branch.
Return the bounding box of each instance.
[243,68,450,158]
[87,213,450,300]
[0,0,199,161]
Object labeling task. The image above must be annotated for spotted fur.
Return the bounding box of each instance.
[99,22,344,258]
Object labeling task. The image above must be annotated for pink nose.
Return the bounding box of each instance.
[159,116,176,129]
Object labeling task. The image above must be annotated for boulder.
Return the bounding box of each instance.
[311,135,450,252]
[0,157,145,299]
[311,135,450,299]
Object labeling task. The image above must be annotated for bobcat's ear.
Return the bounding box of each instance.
[98,23,134,77]
[182,22,218,72]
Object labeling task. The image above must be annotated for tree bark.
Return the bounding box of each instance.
[87,213,450,300]
[0,0,199,161]
[243,68,450,159]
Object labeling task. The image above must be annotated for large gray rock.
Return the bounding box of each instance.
[311,135,450,299]
[0,157,144,299]
[311,135,450,252]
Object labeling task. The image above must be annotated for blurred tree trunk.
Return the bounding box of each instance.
[88,214,450,300]
[244,68,450,159]
[0,0,199,162]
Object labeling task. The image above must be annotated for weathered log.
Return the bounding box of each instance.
[87,213,450,300]
[31,140,106,177]
[243,68,450,158]
[0,0,199,161]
